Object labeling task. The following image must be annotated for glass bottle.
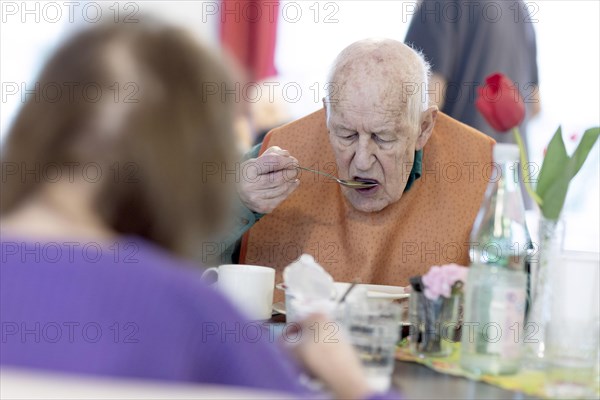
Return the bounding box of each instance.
[460,143,530,375]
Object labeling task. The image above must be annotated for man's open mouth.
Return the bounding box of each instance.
[352,177,379,192]
[353,177,379,186]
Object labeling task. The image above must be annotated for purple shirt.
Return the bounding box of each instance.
[0,236,400,400]
[0,236,310,394]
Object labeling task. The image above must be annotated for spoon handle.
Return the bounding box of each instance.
[339,279,361,304]
[296,166,339,182]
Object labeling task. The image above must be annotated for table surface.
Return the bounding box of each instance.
[270,316,536,399]
[392,360,536,399]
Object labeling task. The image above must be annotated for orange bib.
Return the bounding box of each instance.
[240,109,494,299]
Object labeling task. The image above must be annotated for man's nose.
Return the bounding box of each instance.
[353,136,376,171]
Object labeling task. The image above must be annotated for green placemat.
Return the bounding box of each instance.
[396,342,600,399]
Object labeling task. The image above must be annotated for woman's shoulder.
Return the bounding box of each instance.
[91,235,239,318]
[0,234,237,321]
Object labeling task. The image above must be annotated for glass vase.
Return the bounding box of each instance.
[524,217,564,367]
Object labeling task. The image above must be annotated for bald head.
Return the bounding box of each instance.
[326,39,431,124]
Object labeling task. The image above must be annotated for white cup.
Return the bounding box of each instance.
[202,264,275,320]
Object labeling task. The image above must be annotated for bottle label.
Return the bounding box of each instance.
[486,286,526,359]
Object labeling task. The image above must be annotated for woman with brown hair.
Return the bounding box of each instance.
[0,20,397,400]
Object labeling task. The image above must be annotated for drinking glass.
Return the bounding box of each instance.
[544,251,600,399]
[340,300,401,392]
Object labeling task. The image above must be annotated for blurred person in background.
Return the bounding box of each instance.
[405,0,540,144]
[0,20,396,400]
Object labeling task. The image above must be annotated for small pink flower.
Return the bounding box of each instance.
[422,264,468,301]
[569,132,579,142]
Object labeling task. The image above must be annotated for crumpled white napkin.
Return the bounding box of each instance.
[283,254,337,320]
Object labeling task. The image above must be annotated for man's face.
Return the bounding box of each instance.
[326,87,420,213]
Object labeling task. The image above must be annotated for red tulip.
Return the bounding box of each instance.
[476,73,525,132]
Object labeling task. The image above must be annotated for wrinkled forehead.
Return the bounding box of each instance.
[329,83,408,114]
[327,102,410,128]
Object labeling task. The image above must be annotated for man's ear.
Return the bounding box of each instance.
[415,106,438,150]
[322,97,329,112]
[322,97,331,127]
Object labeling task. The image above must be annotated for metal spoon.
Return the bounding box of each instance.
[296,166,378,189]
[338,280,361,304]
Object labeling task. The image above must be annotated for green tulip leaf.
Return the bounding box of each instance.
[570,127,600,177]
[539,173,571,220]
[536,126,568,199]
[536,126,599,220]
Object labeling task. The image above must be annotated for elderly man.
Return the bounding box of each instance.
[225,39,493,292]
